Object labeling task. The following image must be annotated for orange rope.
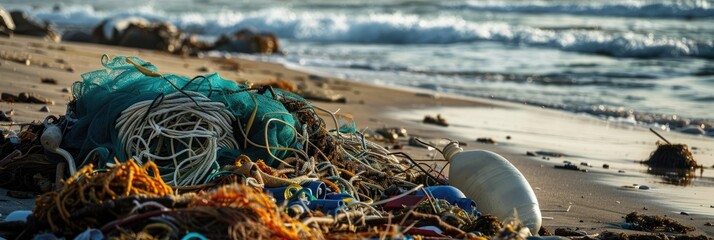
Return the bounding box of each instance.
[321,178,341,193]
[34,159,173,233]
[189,183,312,239]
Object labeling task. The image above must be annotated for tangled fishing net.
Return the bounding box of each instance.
[61,55,303,186]
[0,55,518,240]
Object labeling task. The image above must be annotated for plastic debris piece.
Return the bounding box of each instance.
[4,210,32,222]
[382,195,426,211]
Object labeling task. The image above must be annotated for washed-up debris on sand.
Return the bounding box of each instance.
[0,56,507,239]
[0,56,710,240]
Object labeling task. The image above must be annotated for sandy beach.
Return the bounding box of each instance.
[1,35,713,238]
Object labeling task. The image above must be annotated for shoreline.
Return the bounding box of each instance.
[1,36,713,237]
[270,62,714,136]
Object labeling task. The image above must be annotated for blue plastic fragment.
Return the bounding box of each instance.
[415,186,466,203]
[182,232,208,240]
[73,229,104,240]
[416,186,479,215]
[31,233,60,240]
[4,210,32,222]
[264,185,291,204]
[325,193,354,200]
[302,181,327,199]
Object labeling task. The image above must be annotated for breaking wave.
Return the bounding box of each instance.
[443,0,714,19]
[17,5,714,59]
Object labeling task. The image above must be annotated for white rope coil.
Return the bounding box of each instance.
[116,91,239,186]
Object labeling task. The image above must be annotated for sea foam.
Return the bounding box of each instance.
[444,0,714,19]
[17,5,714,59]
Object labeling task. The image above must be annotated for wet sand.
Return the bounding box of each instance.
[1,35,712,237]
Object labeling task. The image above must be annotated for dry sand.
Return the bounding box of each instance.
[1,35,712,237]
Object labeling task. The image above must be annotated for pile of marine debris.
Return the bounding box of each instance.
[0,57,710,240]
[0,56,511,239]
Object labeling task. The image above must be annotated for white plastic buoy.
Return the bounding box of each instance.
[443,142,542,235]
[41,117,77,175]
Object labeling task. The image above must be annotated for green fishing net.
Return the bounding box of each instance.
[61,55,305,171]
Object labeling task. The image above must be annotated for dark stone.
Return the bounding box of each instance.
[61,30,92,42]
[18,92,52,104]
[535,151,564,157]
[213,28,282,54]
[423,114,448,127]
[91,17,183,54]
[40,78,57,85]
[555,164,580,171]
[197,66,212,72]
[9,11,60,42]
[1,93,19,102]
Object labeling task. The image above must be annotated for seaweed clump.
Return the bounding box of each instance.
[470,215,503,237]
[596,231,709,240]
[624,212,695,234]
[643,143,697,169]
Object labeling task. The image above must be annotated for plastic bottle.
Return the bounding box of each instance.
[443,142,541,235]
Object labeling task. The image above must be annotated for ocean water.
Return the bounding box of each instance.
[2,0,714,132]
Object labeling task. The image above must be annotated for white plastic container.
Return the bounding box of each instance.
[443,142,542,235]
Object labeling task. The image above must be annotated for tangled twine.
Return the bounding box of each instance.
[186,183,314,239]
[34,160,173,234]
[0,153,56,192]
[274,97,412,203]
[116,91,239,186]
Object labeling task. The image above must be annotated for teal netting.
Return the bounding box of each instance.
[61,55,305,169]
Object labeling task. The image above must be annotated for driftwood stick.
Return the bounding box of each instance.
[649,128,671,144]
